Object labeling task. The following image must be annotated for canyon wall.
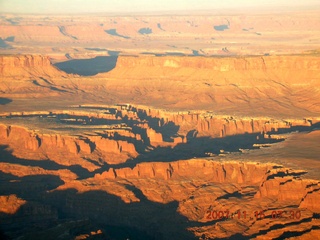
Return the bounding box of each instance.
[0,55,67,78]
[0,123,138,168]
[1,106,319,168]
[93,159,320,214]
[59,159,320,239]
[132,105,317,138]
[1,54,320,117]
[100,55,320,116]
[107,55,320,83]
[1,113,320,239]
[114,55,320,71]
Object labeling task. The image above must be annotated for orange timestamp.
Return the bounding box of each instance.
[205,209,301,220]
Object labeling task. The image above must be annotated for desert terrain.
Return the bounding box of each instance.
[0,7,320,240]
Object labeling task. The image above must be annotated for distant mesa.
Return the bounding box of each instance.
[54,56,118,76]
[138,28,152,35]
[214,24,229,31]
[105,29,130,39]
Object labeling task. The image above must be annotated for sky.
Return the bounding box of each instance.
[0,0,319,14]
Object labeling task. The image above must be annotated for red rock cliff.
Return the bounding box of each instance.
[0,55,67,78]
[108,55,320,83]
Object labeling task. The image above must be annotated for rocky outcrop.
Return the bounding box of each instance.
[1,106,319,169]
[108,160,273,183]
[255,168,320,213]
[134,105,317,138]
[64,159,320,240]
[0,124,138,167]
[115,55,320,71]
[108,55,320,82]
[0,162,78,182]
[89,136,138,157]
[0,55,67,78]
[300,186,320,212]
[145,128,163,146]
[0,195,26,215]
[1,53,320,117]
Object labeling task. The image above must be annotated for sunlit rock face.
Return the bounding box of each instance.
[1,9,320,239]
[0,55,66,78]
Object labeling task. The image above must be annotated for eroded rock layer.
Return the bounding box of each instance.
[0,154,319,239]
[0,104,320,239]
[1,105,319,168]
[1,53,320,117]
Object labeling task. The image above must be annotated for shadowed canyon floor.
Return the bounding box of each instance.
[1,9,320,240]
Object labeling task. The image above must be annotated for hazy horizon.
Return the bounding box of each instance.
[1,0,320,14]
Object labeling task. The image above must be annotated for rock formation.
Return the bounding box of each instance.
[1,9,320,239]
[0,55,67,78]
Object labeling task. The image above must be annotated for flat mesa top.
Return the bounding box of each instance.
[0,9,319,56]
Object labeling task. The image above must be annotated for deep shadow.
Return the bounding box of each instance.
[267,121,320,134]
[85,47,106,52]
[193,50,204,56]
[214,19,230,31]
[54,56,118,76]
[107,50,121,56]
[165,52,186,56]
[248,216,314,239]
[32,80,70,93]
[214,24,229,31]
[105,29,130,39]
[138,27,152,34]
[157,23,165,31]
[108,132,285,170]
[0,98,12,105]
[0,38,12,49]
[135,109,180,142]
[5,36,15,42]
[216,191,242,200]
[273,225,320,240]
[0,169,198,239]
[58,26,78,40]
[0,145,92,179]
[266,171,307,181]
[215,233,250,240]
[47,188,197,239]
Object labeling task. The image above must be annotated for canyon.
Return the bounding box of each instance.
[1,8,320,240]
[1,103,320,239]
